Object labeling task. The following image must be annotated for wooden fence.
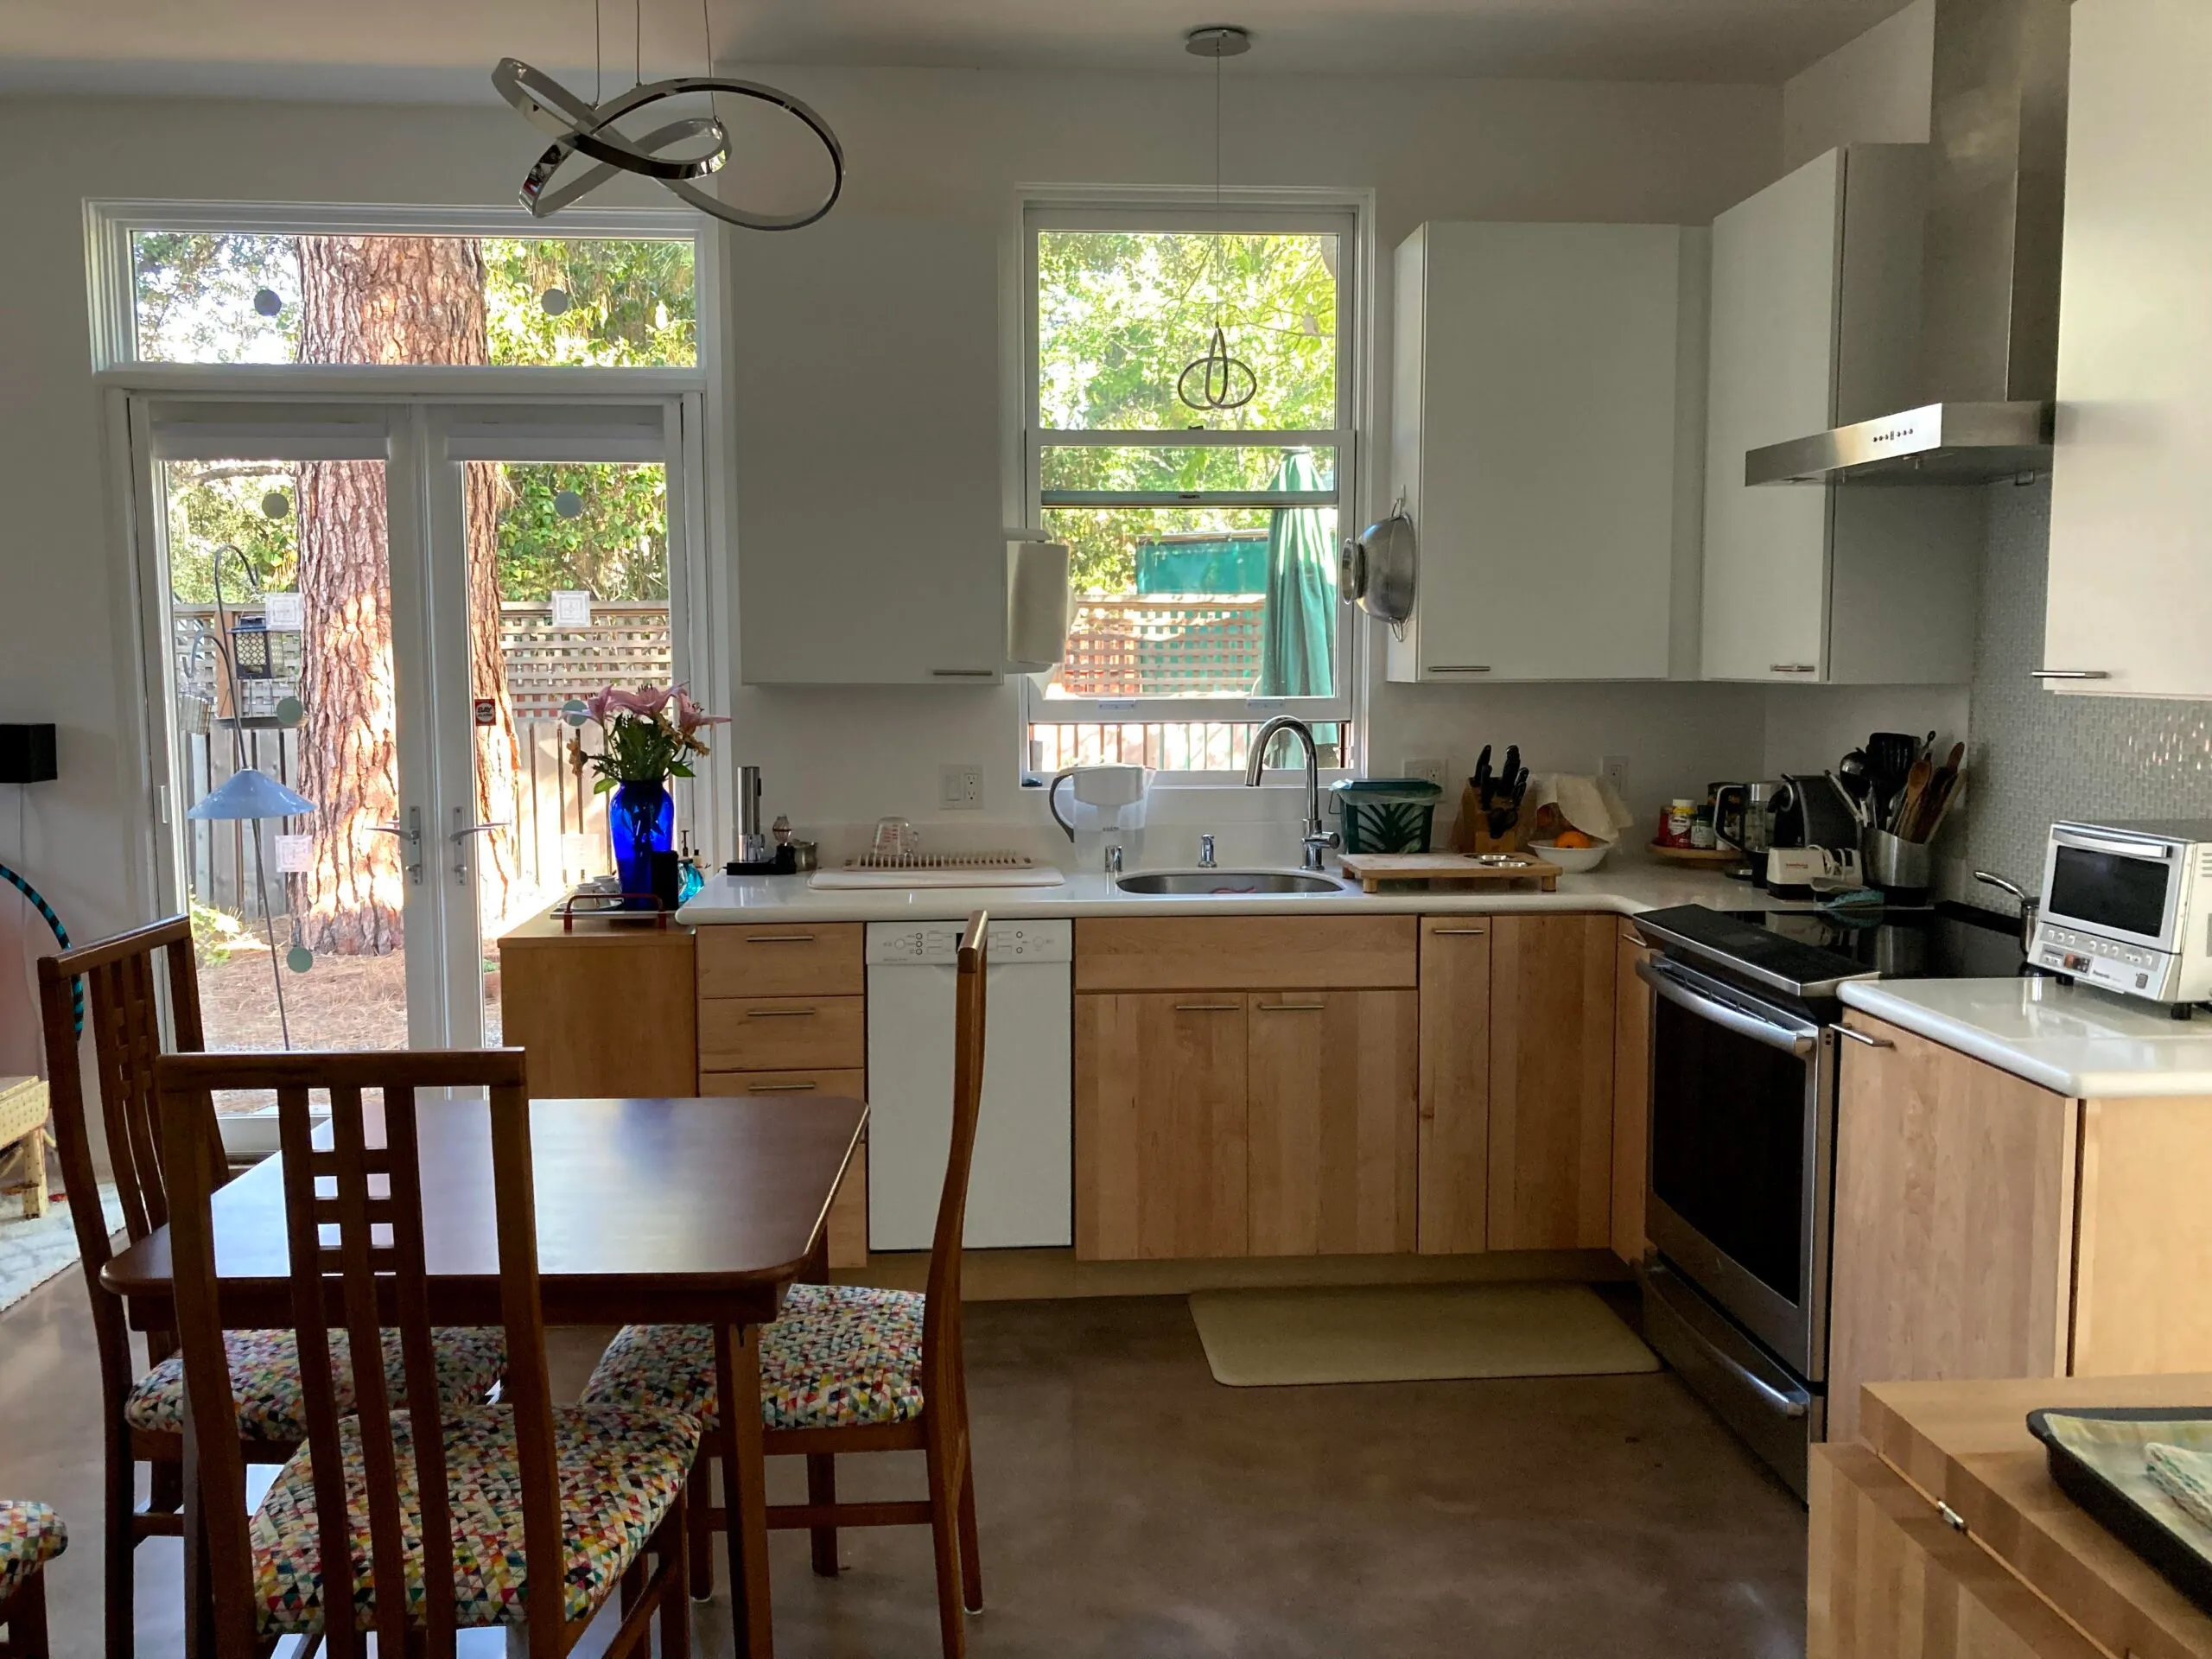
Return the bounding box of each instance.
[1057,594,1266,699]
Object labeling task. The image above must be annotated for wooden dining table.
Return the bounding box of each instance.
[100,1092,868,1659]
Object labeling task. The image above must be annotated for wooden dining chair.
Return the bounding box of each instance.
[0,1501,66,1659]
[582,909,989,1657]
[35,918,508,1659]
[156,1046,699,1657]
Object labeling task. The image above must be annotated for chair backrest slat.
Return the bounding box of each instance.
[161,1047,537,1657]
[37,917,213,1395]
[923,911,988,1403]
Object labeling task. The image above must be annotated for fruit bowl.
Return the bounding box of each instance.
[1530,838,1610,874]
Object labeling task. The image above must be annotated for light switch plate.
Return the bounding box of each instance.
[940,764,985,810]
[1402,757,1447,789]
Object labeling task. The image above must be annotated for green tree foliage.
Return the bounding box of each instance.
[140,232,690,605]
[1035,231,1338,591]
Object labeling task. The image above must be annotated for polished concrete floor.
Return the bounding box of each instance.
[0,1271,1808,1656]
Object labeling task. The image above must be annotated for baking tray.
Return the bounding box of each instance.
[2027,1407,2212,1614]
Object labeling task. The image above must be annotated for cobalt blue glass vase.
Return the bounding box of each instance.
[610,778,674,903]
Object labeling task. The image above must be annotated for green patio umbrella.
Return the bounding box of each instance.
[1255,449,1336,697]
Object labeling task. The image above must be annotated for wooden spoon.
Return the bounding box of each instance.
[1890,756,1932,836]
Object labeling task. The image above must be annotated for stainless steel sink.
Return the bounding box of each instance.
[1115,869,1344,896]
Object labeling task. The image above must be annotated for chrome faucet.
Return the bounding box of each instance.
[1198,833,1217,869]
[1245,716,1339,873]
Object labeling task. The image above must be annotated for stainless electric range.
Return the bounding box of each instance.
[1629,902,2026,1497]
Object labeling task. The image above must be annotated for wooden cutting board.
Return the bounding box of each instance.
[1336,852,1561,894]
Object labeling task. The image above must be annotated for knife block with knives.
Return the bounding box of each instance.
[1452,742,1531,855]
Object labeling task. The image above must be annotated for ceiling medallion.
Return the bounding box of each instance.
[492,3,842,232]
[1178,24,1257,413]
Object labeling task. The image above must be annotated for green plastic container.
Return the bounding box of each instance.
[1328,779,1444,854]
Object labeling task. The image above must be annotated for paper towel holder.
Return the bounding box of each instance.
[1006,536,1071,671]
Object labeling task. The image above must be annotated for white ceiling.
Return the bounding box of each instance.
[6,0,1914,99]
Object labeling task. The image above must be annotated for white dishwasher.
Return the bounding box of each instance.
[864,918,1072,1250]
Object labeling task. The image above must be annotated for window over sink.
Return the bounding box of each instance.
[1023,202,1358,772]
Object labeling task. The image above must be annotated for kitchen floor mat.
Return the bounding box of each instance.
[1186,1281,1658,1388]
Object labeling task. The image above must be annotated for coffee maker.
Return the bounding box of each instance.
[1763,773,1863,897]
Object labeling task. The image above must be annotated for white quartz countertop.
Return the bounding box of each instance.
[677,856,1755,925]
[1838,978,2212,1099]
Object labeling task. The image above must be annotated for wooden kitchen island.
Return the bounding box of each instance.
[1812,1374,2212,1658]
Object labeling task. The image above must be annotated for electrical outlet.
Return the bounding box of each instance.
[939,764,985,810]
[1402,757,1447,789]
[1599,755,1630,798]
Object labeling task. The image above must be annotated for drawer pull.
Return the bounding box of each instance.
[1430,927,1488,937]
[744,933,817,944]
[1173,1002,1241,1013]
[746,1082,817,1093]
[747,1007,819,1019]
[1828,1023,1893,1049]
[1255,1002,1325,1013]
[1769,663,1819,674]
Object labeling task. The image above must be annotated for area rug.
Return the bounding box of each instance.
[0,1184,123,1316]
[1187,1282,1660,1388]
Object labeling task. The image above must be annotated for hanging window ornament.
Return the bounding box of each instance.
[1178,26,1258,415]
[541,286,572,316]
[261,491,290,520]
[252,288,283,318]
[492,0,842,232]
[553,489,585,519]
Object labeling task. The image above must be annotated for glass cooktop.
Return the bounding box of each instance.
[1636,901,2027,1001]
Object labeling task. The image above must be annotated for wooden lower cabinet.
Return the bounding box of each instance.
[1417,920,1493,1254]
[1611,920,1654,1265]
[1809,1443,2101,1659]
[1486,913,1618,1250]
[699,1068,869,1268]
[1248,990,1419,1255]
[1075,993,1249,1261]
[499,914,697,1099]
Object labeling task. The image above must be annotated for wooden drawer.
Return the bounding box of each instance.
[698,995,866,1071]
[1074,916,1418,992]
[697,923,864,998]
[699,1072,870,1268]
[1810,1443,2103,1659]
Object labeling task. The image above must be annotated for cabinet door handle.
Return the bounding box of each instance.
[745,933,817,944]
[747,1007,819,1019]
[1173,1002,1241,1013]
[930,668,996,678]
[1828,1023,1893,1049]
[1769,663,1819,674]
[1430,927,1488,937]
[1255,1002,1325,1013]
[746,1082,817,1093]
[2031,668,2110,681]
[1427,664,1491,675]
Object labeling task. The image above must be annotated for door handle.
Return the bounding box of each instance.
[365,807,424,886]
[1254,1002,1325,1013]
[1429,927,1487,937]
[2031,668,2110,681]
[1827,1023,1893,1049]
[1173,1003,1240,1013]
[450,808,511,885]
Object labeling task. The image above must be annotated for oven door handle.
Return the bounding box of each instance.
[1635,957,1818,1058]
[2052,829,2173,861]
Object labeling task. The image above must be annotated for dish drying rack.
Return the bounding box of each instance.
[842,851,1045,871]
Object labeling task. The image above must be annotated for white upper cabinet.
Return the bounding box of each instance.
[1386,221,1707,684]
[731,215,1006,685]
[2044,0,2212,700]
[1700,146,1981,685]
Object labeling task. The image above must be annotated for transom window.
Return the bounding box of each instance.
[1024,204,1357,771]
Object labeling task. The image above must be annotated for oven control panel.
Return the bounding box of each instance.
[2031,921,2181,1002]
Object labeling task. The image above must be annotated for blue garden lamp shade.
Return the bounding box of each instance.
[187,769,315,822]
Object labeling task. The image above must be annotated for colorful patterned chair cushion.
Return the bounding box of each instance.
[124,1326,507,1442]
[0,1499,67,1602]
[581,1283,927,1433]
[251,1402,699,1633]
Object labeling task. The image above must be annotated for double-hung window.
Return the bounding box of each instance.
[1023,202,1357,772]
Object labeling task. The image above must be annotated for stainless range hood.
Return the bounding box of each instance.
[1747,0,2070,486]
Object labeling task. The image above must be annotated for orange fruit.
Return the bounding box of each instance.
[1554,829,1595,849]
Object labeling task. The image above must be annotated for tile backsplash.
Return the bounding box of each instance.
[1955,479,2212,909]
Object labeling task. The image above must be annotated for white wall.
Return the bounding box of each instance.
[0,67,1783,1042]
[1780,0,1934,171]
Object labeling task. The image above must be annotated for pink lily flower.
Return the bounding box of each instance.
[672,684,727,735]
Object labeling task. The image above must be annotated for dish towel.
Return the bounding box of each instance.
[1525,773,1637,843]
[2146,1441,2212,1530]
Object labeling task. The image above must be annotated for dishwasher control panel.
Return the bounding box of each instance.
[865,918,1072,965]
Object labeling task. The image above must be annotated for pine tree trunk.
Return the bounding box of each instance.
[294,235,518,953]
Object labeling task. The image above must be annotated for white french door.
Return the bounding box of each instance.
[130,394,699,1113]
